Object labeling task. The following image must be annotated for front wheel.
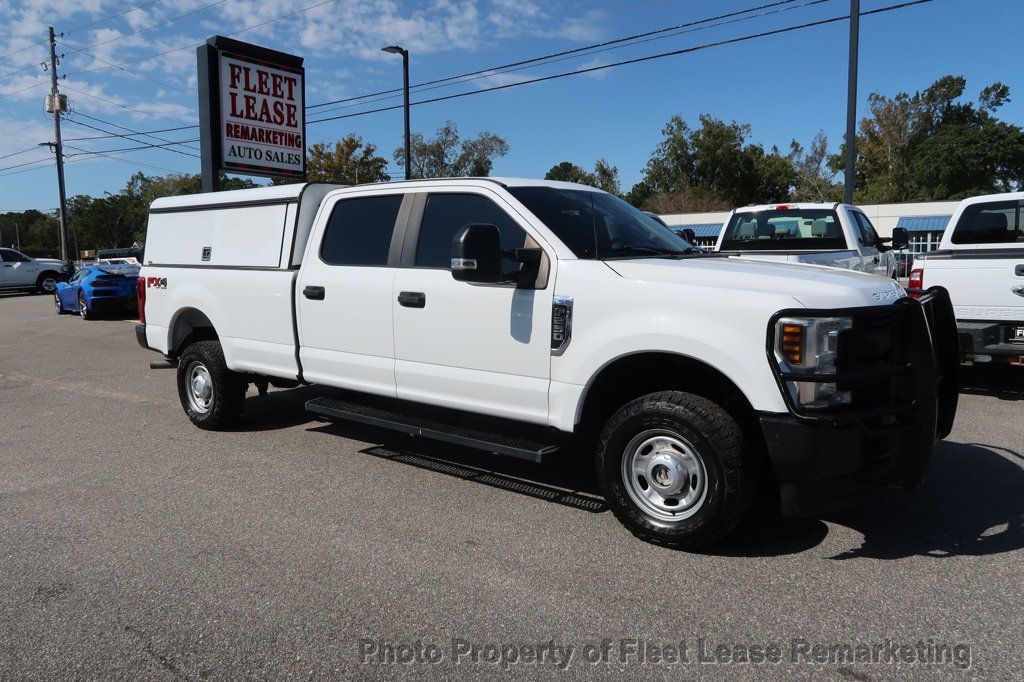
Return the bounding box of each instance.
[36,272,59,294]
[176,340,246,429]
[596,391,755,550]
[54,292,66,314]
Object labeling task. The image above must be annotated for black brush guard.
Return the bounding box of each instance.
[766,287,959,489]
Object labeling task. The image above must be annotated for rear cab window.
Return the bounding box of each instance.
[719,209,846,251]
[951,200,1023,245]
[320,194,404,266]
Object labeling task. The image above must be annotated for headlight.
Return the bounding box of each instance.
[773,316,853,409]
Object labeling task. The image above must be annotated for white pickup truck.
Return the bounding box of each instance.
[714,203,907,278]
[0,248,70,293]
[135,179,958,549]
[910,192,1024,365]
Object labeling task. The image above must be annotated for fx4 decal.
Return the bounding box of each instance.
[146,277,167,289]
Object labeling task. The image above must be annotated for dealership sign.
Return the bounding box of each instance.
[197,36,306,190]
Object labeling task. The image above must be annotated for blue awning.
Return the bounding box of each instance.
[675,223,723,238]
[895,216,950,233]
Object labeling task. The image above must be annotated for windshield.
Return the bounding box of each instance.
[719,209,847,251]
[508,187,694,259]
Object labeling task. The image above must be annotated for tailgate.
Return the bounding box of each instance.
[923,254,1024,322]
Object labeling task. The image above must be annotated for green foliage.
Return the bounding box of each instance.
[395,121,509,178]
[630,114,795,212]
[544,159,622,195]
[854,75,1024,202]
[274,134,390,185]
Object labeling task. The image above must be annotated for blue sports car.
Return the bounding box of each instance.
[54,264,139,320]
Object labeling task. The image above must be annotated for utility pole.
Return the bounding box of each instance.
[843,0,860,205]
[46,26,71,264]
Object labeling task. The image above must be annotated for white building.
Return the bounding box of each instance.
[661,200,960,253]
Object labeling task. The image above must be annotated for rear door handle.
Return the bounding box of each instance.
[303,285,325,300]
[872,256,879,264]
[397,291,426,308]
[1015,265,1024,276]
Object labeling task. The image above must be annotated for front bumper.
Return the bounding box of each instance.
[763,287,960,516]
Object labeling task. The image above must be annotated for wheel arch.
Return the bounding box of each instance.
[168,307,219,358]
[576,351,762,443]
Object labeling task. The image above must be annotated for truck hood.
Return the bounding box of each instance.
[34,257,65,266]
[605,256,905,309]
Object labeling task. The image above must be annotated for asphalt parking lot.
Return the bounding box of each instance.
[1,291,1022,679]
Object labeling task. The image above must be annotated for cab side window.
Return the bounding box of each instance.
[415,193,527,274]
[1,249,29,262]
[852,212,879,247]
[320,194,403,266]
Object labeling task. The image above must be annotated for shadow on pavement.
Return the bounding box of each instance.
[959,365,1024,401]
[231,386,1024,559]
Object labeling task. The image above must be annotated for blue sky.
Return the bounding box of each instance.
[0,0,1020,212]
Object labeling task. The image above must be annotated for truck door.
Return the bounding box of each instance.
[392,190,553,425]
[850,211,890,277]
[296,192,407,397]
[0,249,35,286]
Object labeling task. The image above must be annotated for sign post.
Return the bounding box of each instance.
[197,36,306,192]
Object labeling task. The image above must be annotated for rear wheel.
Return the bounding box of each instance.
[596,390,754,550]
[54,292,66,314]
[78,292,94,320]
[176,340,246,429]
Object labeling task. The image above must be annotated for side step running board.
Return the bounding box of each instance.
[306,396,559,463]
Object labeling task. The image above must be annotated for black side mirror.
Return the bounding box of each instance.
[891,227,909,250]
[682,228,697,244]
[451,223,503,283]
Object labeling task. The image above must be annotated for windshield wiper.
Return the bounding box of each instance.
[600,244,694,258]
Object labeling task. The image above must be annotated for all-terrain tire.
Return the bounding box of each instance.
[596,390,754,550]
[176,340,247,430]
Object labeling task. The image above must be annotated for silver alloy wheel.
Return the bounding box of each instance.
[54,292,61,313]
[41,277,57,293]
[79,293,87,318]
[621,429,708,523]
[185,361,214,414]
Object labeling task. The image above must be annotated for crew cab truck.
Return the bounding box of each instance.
[910,192,1024,365]
[0,247,70,293]
[714,203,908,278]
[136,179,959,549]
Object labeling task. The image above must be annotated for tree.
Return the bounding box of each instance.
[395,121,509,178]
[788,131,842,202]
[853,75,1024,202]
[628,113,795,211]
[274,135,389,185]
[544,158,621,194]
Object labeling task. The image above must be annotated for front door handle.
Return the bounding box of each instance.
[303,285,325,300]
[872,256,879,264]
[397,291,426,308]
[1015,264,1024,276]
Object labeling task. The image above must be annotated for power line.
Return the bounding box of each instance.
[71,0,229,51]
[48,0,823,138]
[59,83,198,128]
[308,0,936,125]
[58,39,188,93]
[62,144,188,174]
[70,111,200,151]
[309,0,833,118]
[0,146,43,161]
[308,0,813,111]
[0,63,42,80]
[0,1,162,61]
[64,116,201,158]
[0,155,56,173]
[0,80,48,99]
[65,138,200,156]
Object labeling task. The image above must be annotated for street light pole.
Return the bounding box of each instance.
[843,0,860,205]
[382,45,411,180]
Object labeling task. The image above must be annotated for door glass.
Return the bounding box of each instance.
[852,212,879,248]
[1,249,28,262]
[415,193,527,274]
[319,194,403,266]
